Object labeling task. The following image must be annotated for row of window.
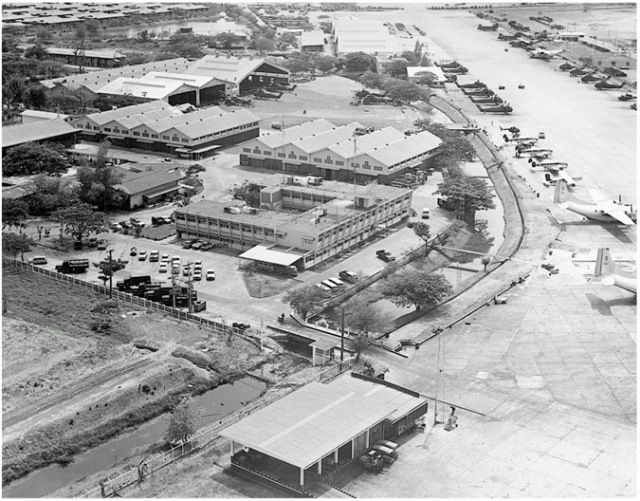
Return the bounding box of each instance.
[244,148,386,171]
[193,122,257,143]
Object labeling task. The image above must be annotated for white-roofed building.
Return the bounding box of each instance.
[218,373,427,494]
[239,121,441,184]
[407,66,447,88]
[20,109,71,124]
[74,101,259,159]
[332,18,400,56]
[300,31,326,52]
[175,180,413,269]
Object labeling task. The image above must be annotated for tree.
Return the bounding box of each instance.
[344,296,389,337]
[3,78,25,106]
[2,232,35,261]
[418,123,476,169]
[96,138,111,169]
[349,333,371,362]
[73,24,87,73]
[2,199,29,232]
[383,79,429,103]
[138,29,150,42]
[94,257,127,286]
[24,44,49,60]
[386,59,408,78]
[2,143,71,177]
[359,70,385,89]
[254,36,276,55]
[284,285,327,320]
[164,398,197,444]
[401,51,420,65]
[344,52,375,72]
[35,26,52,41]
[52,203,105,246]
[167,33,205,59]
[76,165,124,211]
[381,270,452,310]
[286,57,311,75]
[86,20,100,38]
[412,221,432,256]
[314,55,336,73]
[436,170,495,223]
[24,85,48,109]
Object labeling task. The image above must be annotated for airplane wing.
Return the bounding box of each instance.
[558,170,576,185]
[605,207,636,226]
[587,189,609,204]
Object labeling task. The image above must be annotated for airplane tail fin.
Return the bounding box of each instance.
[595,247,616,276]
[553,179,570,203]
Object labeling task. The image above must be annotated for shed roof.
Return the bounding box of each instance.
[173,109,260,139]
[20,109,70,121]
[289,123,363,154]
[2,118,78,149]
[327,127,405,158]
[114,168,183,196]
[83,100,179,126]
[220,374,427,469]
[140,71,224,89]
[239,244,306,267]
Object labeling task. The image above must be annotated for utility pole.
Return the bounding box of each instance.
[108,250,113,299]
[171,269,176,309]
[433,326,443,425]
[340,308,345,370]
[187,265,193,313]
[352,134,358,205]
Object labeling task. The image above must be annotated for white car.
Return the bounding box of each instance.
[159,263,168,273]
[192,270,202,281]
[171,256,181,265]
[138,250,148,261]
[206,269,216,281]
[193,260,203,270]
[161,254,170,263]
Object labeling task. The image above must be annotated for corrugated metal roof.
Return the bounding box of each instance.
[239,244,305,267]
[300,31,325,47]
[220,375,427,469]
[20,110,70,120]
[327,127,405,158]
[219,382,392,469]
[140,71,224,89]
[173,109,259,139]
[258,119,336,149]
[114,168,182,196]
[84,100,178,126]
[365,131,442,166]
[142,106,226,133]
[2,118,78,149]
[185,54,288,83]
[96,77,187,100]
[46,47,125,59]
[289,123,363,154]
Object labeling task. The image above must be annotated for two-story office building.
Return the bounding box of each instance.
[174,180,412,270]
[74,100,260,159]
[239,119,442,184]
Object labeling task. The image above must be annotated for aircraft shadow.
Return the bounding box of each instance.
[561,222,635,243]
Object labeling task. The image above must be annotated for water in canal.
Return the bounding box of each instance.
[2,377,266,498]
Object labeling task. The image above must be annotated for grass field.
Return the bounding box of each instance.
[1,265,306,488]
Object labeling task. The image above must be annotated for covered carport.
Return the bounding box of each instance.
[219,373,429,494]
[239,244,307,275]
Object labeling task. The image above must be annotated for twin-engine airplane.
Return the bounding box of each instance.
[529,48,564,60]
[554,180,637,225]
[528,160,580,186]
[594,247,637,295]
[515,146,553,159]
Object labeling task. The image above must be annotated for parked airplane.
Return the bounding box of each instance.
[477,103,513,114]
[554,180,637,225]
[515,147,553,159]
[595,80,624,90]
[505,136,539,147]
[539,166,580,187]
[529,48,564,59]
[594,247,637,295]
[569,67,590,77]
[581,73,606,83]
[497,33,518,41]
[618,93,636,101]
[559,62,574,71]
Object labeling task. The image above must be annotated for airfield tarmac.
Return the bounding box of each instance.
[326,5,636,498]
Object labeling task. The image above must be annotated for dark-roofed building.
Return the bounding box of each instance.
[2,118,79,155]
[219,372,428,494]
[184,54,290,96]
[113,165,184,209]
[44,47,126,68]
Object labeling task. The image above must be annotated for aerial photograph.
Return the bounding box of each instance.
[1,0,636,498]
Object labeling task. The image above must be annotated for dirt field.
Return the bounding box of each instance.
[1,265,304,488]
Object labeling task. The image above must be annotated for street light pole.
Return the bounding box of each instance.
[108,249,113,299]
[340,308,345,370]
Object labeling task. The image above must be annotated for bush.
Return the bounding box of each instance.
[91,300,118,314]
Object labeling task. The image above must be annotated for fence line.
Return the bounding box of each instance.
[75,360,351,498]
[2,258,262,345]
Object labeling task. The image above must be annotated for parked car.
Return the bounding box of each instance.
[87,237,98,247]
[193,260,203,270]
[138,250,148,261]
[327,277,345,288]
[183,264,191,277]
[339,270,358,283]
[206,269,216,281]
[130,217,144,227]
[192,270,202,281]
[171,256,181,264]
[149,250,159,262]
[161,254,170,263]
[119,221,132,230]
[97,239,108,250]
[376,250,395,262]
[201,242,216,251]
[182,240,194,249]
[130,247,137,256]
[191,241,202,250]
[29,256,48,266]
[159,263,168,273]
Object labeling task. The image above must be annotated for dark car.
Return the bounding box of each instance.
[97,239,108,250]
[339,270,358,283]
[376,250,395,262]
